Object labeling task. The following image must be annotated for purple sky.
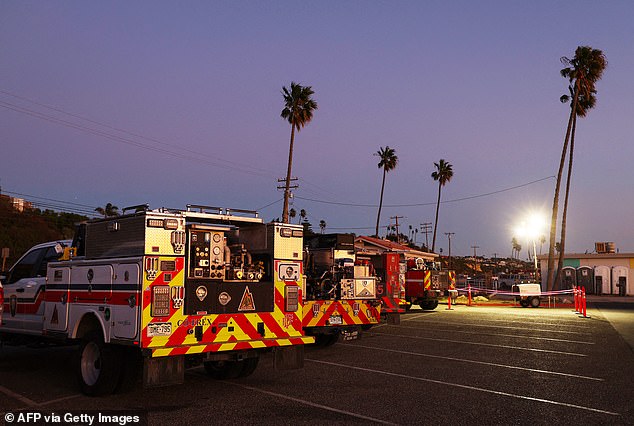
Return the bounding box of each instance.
[1,1,633,257]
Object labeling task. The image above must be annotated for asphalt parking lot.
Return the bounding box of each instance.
[1,302,633,425]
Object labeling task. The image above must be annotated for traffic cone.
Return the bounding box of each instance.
[582,287,587,318]
[468,286,472,307]
[446,292,453,310]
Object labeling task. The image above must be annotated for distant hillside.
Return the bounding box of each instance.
[0,197,87,270]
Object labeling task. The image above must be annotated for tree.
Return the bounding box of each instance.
[95,203,119,218]
[546,46,607,291]
[319,220,327,234]
[289,208,297,223]
[431,159,453,253]
[374,146,398,237]
[280,82,318,223]
[299,209,307,223]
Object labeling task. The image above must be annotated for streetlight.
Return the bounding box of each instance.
[514,211,546,282]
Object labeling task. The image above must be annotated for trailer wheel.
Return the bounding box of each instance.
[530,297,541,308]
[76,332,122,396]
[519,299,530,308]
[204,360,245,379]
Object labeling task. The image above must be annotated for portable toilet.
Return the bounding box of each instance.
[561,266,577,289]
[576,266,594,294]
[612,266,628,296]
[593,266,610,295]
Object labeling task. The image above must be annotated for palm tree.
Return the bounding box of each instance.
[511,237,519,258]
[280,82,318,223]
[299,209,307,224]
[95,202,119,218]
[319,220,326,234]
[546,46,607,291]
[289,208,297,223]
[374,146,398,237]
[431,159,453,253]
[555,88,600,287]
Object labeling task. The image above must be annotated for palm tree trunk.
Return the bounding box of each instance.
[555,112,577,288]
[282,122,296,223]
[431,181,442,253]
[375,168,387,237]
[546,82,580,291]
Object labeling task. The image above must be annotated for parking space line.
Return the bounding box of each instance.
[430,316,593,330]
[214,379,398,425]
[307,359,619,417]
[368,331,588,356]
[394,325,594,345]
[340,343,603,381]
[0,385,39,408]
[399,319,592,336]
[39,394,82,406]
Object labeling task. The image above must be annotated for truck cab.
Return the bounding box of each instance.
[0,240,71,336]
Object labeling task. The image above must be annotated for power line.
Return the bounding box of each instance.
[294,176,555,208]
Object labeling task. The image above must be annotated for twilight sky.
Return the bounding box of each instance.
[1,1,633,257]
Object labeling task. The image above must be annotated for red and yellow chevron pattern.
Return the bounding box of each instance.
[141,256,313,358]
[302,300,380,328]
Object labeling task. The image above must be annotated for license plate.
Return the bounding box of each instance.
[147,322,172,337]
[328,315,342,325]
[341,330,359,341]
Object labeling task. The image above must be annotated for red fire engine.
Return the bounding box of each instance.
[302,234,381,345]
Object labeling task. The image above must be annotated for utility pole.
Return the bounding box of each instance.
[277,177,298,223]
[390,216,405,243]
[471,245,480,273]
[444,232,455,269]
[420,222,432,250]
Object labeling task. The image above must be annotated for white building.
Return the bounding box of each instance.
[537,251,632,296]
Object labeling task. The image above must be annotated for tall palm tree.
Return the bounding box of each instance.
[299,208,307,223]
[95,202,119,218]
[289,208,297,223]
[431,159,453,253]
[319,220,327,234]
[546,46,607,291]
[555,89,599,286]
[374,146,398,237]
[280,82,318,223]
[511,237,519,258]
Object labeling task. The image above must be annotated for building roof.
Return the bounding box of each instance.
[536,252,634,260]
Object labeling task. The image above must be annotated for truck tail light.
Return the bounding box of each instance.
[285,285,299,312]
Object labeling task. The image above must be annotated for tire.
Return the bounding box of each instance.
[314,332,339,347]
[519,299,530,308]
[116,346,142,393]
[428,300,439,310]
[76,332,122,396]
[237,357,259,378]
[204,360,245,379]
[530,297,540,308]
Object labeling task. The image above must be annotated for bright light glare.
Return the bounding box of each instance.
[514,211,546,240]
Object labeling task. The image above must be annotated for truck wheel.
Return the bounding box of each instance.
[237,357,259,378]
[204,360,245,379]
[530,297,541,308]
[428,300,439,310]
[76,332,122,396]
[314,332,339,347]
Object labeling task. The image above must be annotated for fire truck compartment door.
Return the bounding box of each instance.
[45,267,71,332]
[112,263,140,339]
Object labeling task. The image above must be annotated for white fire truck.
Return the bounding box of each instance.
[0,204,313,395]
[302,234,381,346]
